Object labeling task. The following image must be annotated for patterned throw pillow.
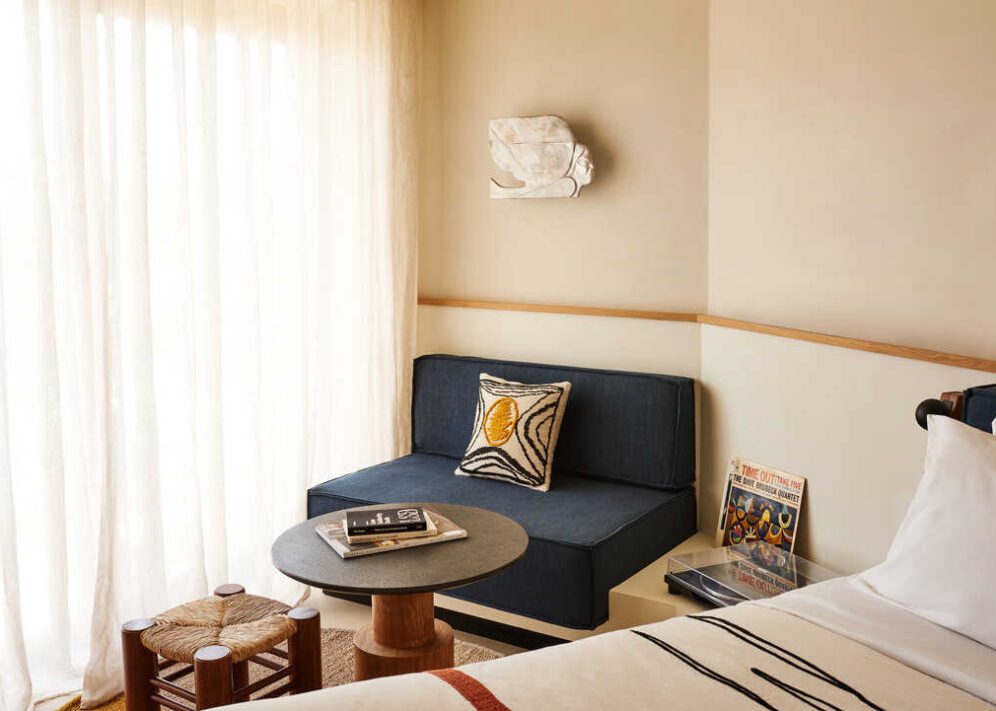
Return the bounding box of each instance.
[455,373,572,492]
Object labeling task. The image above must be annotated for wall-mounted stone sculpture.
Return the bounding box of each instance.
[488,115,593,198]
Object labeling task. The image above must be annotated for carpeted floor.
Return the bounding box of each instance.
[56,628,503,711]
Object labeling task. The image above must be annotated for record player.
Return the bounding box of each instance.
[665,540,837,608]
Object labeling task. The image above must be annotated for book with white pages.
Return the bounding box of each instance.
[345,513,437,543]
[316,510,466,559]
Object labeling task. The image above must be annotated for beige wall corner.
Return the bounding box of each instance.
[418,0,996,577]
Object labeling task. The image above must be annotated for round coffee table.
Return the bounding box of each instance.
[271,503,528,680]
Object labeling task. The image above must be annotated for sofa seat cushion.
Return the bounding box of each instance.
[310,453,685,548]
[307,453,697,628]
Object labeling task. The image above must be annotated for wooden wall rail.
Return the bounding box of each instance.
[416,297,698,323]
[418,296,996,375]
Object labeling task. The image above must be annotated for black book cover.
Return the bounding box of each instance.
[345,507,428,535]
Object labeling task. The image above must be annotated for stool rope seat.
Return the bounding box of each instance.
[141,593,296,664]
[121,584,322,711]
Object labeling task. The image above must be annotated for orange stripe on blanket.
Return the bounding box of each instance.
[429,669,511,711]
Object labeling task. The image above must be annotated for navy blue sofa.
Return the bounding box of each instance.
[307,354,697,630]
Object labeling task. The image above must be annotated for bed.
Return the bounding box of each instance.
[233,577,994,709]
[233,391,996,710]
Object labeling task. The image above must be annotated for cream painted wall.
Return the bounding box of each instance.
[419,0,709,312]
[709,0,996,357]
[700,326,993,573]
[417,306,700,379]
[703,0,996,574]
[416,0,709,438]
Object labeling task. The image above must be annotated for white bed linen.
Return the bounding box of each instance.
[227,586,995,711]
[760,574,996,705]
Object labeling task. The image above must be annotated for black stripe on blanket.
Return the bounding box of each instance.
[631,630,780,710]
[752,668,842,711]
[690,615,886,711]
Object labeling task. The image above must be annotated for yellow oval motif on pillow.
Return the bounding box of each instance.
[483,397,519,446]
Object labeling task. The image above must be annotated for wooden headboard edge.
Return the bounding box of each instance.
[915,391,965,430]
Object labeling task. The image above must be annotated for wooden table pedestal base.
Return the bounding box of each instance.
[353,592,454,681]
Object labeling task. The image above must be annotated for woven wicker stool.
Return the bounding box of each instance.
[121,584,321,711]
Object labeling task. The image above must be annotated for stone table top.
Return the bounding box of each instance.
[271,503,529,595]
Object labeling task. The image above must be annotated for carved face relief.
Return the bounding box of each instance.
[570,145,594,191]
[488,115,594,199]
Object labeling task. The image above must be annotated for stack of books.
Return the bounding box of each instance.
[316,505,467,559]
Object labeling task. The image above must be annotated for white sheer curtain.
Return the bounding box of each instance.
[0,1,419,709]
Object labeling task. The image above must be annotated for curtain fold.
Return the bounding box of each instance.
[0,1,420,708]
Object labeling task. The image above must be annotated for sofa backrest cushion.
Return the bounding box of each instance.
[412,354,695,490]
[963,384,996,433]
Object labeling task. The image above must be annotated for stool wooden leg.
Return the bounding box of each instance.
[287,607,321,693]
[213,586,244,699]
[193,646,233,710]
[121,619,158,711]
[232,660,249,699]
[213,583,245,598]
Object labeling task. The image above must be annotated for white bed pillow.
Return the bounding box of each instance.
[862,415,996,648]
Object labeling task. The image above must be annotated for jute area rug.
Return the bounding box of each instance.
[57,628,503,711]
